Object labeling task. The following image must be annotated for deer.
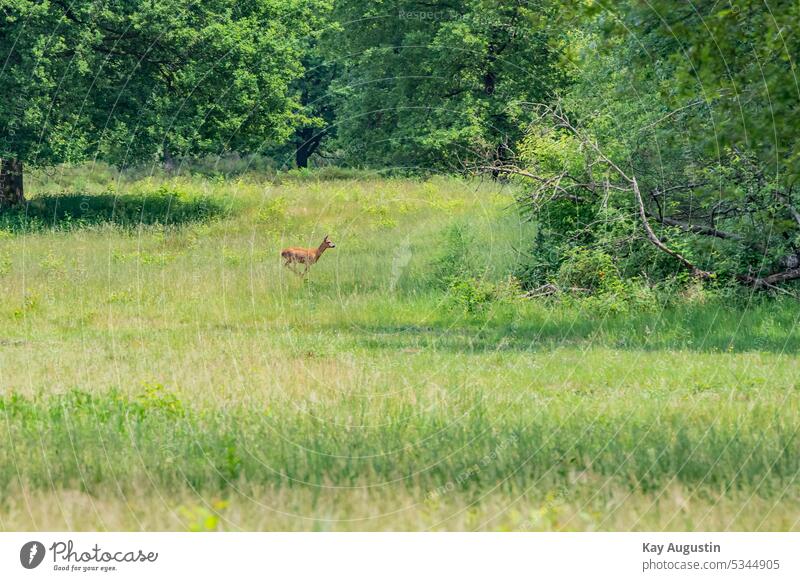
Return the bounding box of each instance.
[281,235,336,276]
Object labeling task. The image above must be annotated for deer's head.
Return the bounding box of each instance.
[323,235,336,249]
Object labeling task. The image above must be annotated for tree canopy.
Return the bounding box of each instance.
[323,0,565,169]
[0,0,328,202]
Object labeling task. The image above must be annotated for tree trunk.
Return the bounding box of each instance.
[163,145,176,173]
[0,158,25,208]
[490,142,510,180]
[295,127,322,169]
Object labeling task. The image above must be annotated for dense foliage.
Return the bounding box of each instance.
[506,1,800,291]
[0,0,328,202]
[322,0,565,169]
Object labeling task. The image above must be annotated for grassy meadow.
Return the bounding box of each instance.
[0,166,798,531]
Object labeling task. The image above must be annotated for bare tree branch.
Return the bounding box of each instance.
[776,192,800,228]
[475,165,591,203]
[654,216,745,242]
[631,177,713,279]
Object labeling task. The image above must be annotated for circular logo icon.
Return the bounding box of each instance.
[20,541,46,569]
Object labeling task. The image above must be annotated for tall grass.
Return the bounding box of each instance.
[2,386,797,493]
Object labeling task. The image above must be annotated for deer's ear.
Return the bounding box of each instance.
[324,234,329,241]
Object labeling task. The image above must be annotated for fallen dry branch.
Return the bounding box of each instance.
[737,268,800,289]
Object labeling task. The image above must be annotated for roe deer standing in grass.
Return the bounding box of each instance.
[281,235,336,276]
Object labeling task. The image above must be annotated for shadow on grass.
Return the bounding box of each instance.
[0,191,229,232]
[340,300,800,354]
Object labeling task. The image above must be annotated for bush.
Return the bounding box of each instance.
[432,224,526,314]
[0,186,230,233]
[257,196,289,232]
[445,275,523,315]
[445,276,496,314]
[555,247,621,293]
[574,277,659,314]
[431,223,481,288]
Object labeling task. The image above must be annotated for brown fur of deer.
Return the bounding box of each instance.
[281,235,336,276]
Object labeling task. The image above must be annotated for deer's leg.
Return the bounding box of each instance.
[284,260,302,276]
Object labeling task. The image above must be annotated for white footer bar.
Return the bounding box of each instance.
[1,533,797,580]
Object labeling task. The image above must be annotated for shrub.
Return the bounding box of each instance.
[445,275,523,315]
[445,276,496,314]
[257,196,289,231]
[0,187,229,233]
[555,247,621,293]
[431,223,481,289]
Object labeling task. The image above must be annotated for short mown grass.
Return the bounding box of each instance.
[0,168,798,531]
